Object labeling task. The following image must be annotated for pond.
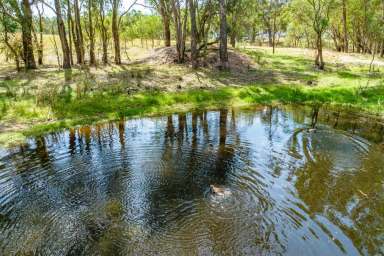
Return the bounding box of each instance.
[0,105,383,255]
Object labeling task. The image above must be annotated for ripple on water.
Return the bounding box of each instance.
[1,106,384,255]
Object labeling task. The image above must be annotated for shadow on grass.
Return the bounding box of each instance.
[337,71,362,79]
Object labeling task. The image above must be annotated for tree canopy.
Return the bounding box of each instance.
[0,0,384,70]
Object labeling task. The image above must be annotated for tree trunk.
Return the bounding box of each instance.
[272,11,277,54]
[54,0,71,69]
[251,26,256,44]
[369,43,377,73]
[51,27,61,68]
[21,0,36,69]
[88,0,96,65]
[36,4,44,65]
[15,56,20,71]
[171,0,186,63]
[99,0,108,64]
[112,0,121,64]
[67,0,73,65]
[74,0,85,64]
[219,0,228,69]
[342,0,348,52]
[331,30,341,52]
[189,0,198,68]
[267,27,273,47]
[381,41,384,57]
[159,0,171,47]
[3,24,20,72]
[315,33,324,70]
[101,29,108,64]
[319,39,324,69]
[230,33,236,48]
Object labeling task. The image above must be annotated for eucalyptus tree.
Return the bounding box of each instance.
[0,0,37,69]
[143,14,162,47]
[195,0,216,51]
[349,0,384,55]
[258,0,274,47]
[307,0,334,69]
[111,0,138,64]
[170,0,188,63]
[227,0,252,48]
[341,0,348,52]
[37,0,71,68]
[219,0,228,69]
[53,0,71,68]
[86,0,96,65]
[35,2,44,64]
[73,0,85,64]
[158,0,171,46]
[148,0,172,46]
[290,0,334,69]
[96,0,110,64]
[0,13,22,71]
[66,0,73,65]
[189,0,197,68]
[122,13,162,48]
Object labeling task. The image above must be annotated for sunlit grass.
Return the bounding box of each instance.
[13,83,382,135]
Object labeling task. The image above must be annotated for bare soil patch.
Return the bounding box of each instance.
[145,46,258,73]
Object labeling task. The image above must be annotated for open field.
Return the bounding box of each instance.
[1,45,384,146]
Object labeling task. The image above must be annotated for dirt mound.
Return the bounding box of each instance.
[146,46,257,72]
[147,47,183,64]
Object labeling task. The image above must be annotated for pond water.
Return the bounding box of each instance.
[0,105,383,255]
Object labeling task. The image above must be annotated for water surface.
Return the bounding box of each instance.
[0,105,383,255]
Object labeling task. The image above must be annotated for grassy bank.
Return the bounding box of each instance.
[1,47,384,147]
[1,83,384,146]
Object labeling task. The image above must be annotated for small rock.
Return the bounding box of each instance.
[210,185,231,196]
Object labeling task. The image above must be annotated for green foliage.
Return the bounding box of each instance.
[121,11,163,42]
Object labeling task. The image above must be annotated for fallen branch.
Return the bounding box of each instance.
[185,40,218,52]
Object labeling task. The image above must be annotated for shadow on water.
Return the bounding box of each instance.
[0,104,383,255]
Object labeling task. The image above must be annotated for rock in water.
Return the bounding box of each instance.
[210,185,231,196]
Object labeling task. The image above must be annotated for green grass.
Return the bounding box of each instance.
[1,47,384,147]
[4,83,383,137]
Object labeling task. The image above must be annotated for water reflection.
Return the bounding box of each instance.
[0,105,383,255]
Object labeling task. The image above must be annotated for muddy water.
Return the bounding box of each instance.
[0,105,383,255]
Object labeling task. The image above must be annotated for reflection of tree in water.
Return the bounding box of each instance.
[67,121,134,255]
[310,105,320,128]
[291,105,384,144]
[4,105,383,254]
[141,109,282,254]
[289,123,384,255]
[118,118,125,148]
[1,135,88,254]
[140,111,241,249]
[260,106,285,177]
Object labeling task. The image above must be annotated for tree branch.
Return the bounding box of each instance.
[135,3,155,9]
[118,0,139,27]
[38,0,59,16]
